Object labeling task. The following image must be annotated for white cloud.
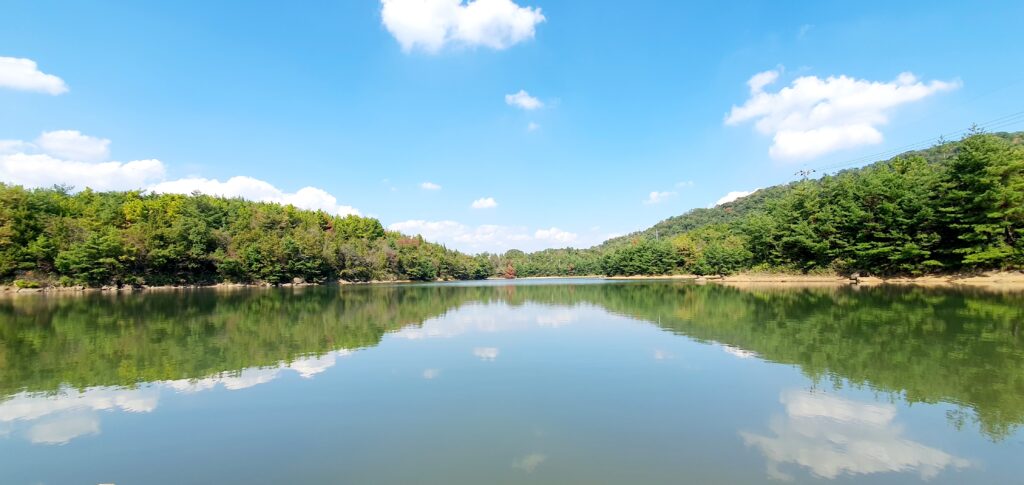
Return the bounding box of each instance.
[0,130,165,191]
[389,219,531,251]
[644,191,676,205]
[741,390,970,480]
[0,153,165,191]
[714,189,758,206]
[675,180,695,188]
[420,181,442,190]
[0,140,30,154]
[0,56,68,95]
[473,346,500,361]
[471,196,498,209]
[746,70,780,95]
[390,219,466,240]
[422,368,441,379]
[149,176,361,216]
[0,131,361,216]
[381,0,545,53]
[389,220,606,253]
[527,121,540,132]
[534,227,577,244]
[35,130,111,162]
[726,70,960,160]
[505,89,543,110]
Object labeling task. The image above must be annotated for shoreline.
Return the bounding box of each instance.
[608,271,1024,289]
[4,271,1024,295]
[0,279,423,295]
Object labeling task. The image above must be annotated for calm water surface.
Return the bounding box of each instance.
[1,280,1022,484]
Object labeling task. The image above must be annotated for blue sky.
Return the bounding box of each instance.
[2,1,1023,253]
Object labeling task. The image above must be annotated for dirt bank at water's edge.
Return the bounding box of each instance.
[4,271,1024,294]
[607,271,1024,290]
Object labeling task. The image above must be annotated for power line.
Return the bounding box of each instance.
[807,110,1024,174]
[818,111,1024,171]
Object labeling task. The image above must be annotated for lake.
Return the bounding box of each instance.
[1,279,1022,484]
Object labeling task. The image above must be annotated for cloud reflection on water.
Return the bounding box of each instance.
[741,389,970,481]
[389,303,597,340]
[0,349,352,445]
[0,303,595,446]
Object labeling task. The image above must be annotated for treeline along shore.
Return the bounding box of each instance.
[1,132,1022,289]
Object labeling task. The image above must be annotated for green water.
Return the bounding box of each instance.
[1,280,1022,484]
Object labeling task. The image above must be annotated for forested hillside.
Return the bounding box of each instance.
[501,131,1024,277]
[1,131,1021,287]
[0,188,492,287]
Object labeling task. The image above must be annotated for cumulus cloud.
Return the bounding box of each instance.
[746,70,780,95]
[534,227,577,244]
[1,153,166,191]
[0,56,68,95]
[35,130,111,162]
[150,176,360,216]
[0,130,361,215]
[388,219,607,253]
[726,70,960,160]
[389,219,530,251]
[505,89,543,110]
[381,0,545,53]
[471,196,498,209]
[0,140,29,154]
[644,191,676,205]
[0,130,164,191]
[420,181,442,190]
[714,189,758,206]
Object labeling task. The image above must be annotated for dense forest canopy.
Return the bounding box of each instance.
[0,187,493,286]
[512,131,1024,277]
[0,131,1021,286]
